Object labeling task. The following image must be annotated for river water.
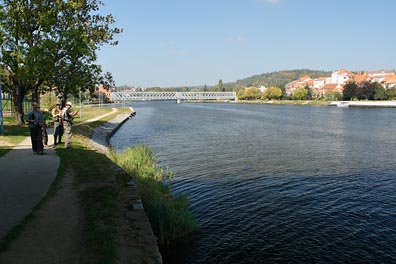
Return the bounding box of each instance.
[110,102,396,263]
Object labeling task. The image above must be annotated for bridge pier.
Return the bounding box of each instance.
[176,92,182,103]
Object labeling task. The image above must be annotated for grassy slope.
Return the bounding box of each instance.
[0,106,132,263]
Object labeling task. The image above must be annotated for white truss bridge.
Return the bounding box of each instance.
[110,91,237,103]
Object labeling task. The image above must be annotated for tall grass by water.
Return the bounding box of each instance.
[110,145,199,245]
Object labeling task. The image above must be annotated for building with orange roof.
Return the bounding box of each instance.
[313,77,331,89]
[384,75,396,89]
[331,69,355,84]
[312,83,343,97]
[97,84,111,99]
[285,75,313,96]
[367,70,395,83]
[352,73,368,83]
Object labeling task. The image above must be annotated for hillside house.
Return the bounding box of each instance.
[384,75,396,89]
[367,70,395,83]
[351,73,368,83]
[323,83,344,94]
[313,77,331,89]
[331,69,354,84]
[285,75,313,96]
[313,83,344,97]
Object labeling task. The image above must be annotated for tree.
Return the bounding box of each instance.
[217,79,224,92]
[343,81,358,100]
[293,87,308,100]
[0,0,122,123]
[386,87,396,99]
[356,81,375,100]
[324,91,343,101]
[304,85,313,99]
[237,87,261,100]
[262,86,282,100]
[374,82,387,100]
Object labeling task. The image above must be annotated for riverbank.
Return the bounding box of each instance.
[328,100,396,108]
[0,106,162,263]
[88,108,162,263]
[237,99,396,108]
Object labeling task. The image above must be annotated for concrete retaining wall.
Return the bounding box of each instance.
[89,108,162,264]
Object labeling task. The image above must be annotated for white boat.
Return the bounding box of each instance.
[337,101,349,108]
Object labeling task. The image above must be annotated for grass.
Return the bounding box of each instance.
[55,106,125,263]
[110,145,199,245]
[0,106,131,263]
[0,117,30,157]
[1,104,197,261]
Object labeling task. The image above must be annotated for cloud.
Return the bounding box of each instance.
[224,37,247,43]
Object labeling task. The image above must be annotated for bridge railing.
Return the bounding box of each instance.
[110,91,236,102]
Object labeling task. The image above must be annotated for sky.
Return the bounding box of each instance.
[97,0,396,88]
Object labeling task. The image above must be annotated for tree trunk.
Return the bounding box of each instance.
[32,87,39,104]
[12,87,27,124]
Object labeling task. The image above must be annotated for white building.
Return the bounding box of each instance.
[313,77,331,89]
[331,69,354,84]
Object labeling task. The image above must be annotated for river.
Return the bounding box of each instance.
[110,101,396,263]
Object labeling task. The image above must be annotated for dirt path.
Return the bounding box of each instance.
[0,170,82,264]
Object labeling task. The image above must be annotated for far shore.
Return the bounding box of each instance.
[234,99,396,108]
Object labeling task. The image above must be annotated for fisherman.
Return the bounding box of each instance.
[52,102,64,145]
[62,101,79,148]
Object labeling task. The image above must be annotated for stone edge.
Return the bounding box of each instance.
[89,108,163,264]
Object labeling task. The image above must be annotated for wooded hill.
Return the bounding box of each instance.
[232,69,332,88]
[117,69,333,91]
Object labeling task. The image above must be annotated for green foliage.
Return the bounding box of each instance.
[386,87,396,99]
[110,145,198,245]
[218,79,224,92]
[343,81,387,101]
[323,91,343,101]
[374,83,388,100]
[80,186,119,264]
[262,86,282,100]
[293,87,308,100]
[343,81,358,100]
[237,87,262,100]
[356,81,375,100]
[0,0,122,122]
[236,69,332,88]
[111,145,165,181]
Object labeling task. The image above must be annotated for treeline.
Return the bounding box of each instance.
[343,81,396,100]
[115,69,332,92]
[235,69,332,88]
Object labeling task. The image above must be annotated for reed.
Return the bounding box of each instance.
[110,145,199,245]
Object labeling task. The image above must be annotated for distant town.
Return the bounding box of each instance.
[284,69,396,97]
[98,69,396,102]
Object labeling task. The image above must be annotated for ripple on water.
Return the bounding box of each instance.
[111,102,396,263]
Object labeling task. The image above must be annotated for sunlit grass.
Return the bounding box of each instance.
[110,145,199,245]
[0,117,30,157]
[0,106,130,262]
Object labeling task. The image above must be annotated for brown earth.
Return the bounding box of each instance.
[0,169,82,264]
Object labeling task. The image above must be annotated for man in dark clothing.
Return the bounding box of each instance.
[26,102,45,155]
